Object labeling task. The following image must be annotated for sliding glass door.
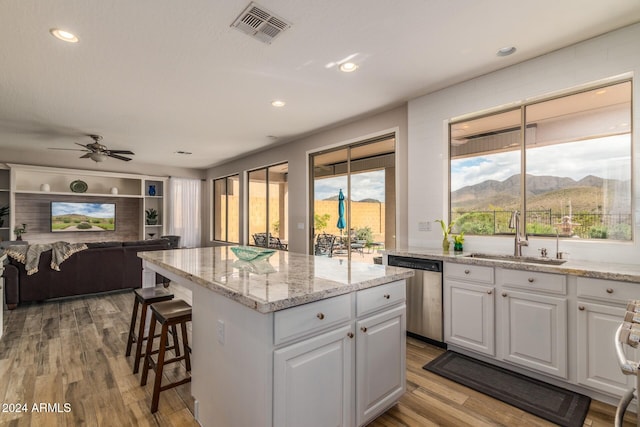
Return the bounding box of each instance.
[248,162,289,249]
[310,135,396,262]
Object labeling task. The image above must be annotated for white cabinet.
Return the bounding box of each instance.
[273,324,354,427]
[576,301,636,396]
[445,280,495,356]
[356,304,406,426]
[444,263,496,356]
[498,268,568,378]
[272,280,406,427]
[500,289,567,378]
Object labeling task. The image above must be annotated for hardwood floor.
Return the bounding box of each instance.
[0,291,635,426]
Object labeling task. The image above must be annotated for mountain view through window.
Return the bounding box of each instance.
[450,80,632,241]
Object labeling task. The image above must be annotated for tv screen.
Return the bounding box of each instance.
[51,202,116,232]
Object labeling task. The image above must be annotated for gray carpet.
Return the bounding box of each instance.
[424,351,590,427]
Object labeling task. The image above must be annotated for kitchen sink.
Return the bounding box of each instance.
[465,253,567,265]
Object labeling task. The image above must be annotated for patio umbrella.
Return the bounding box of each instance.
[336,189,346,234]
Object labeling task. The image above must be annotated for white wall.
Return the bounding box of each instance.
[206,105,408,254]
[408,23,640,264]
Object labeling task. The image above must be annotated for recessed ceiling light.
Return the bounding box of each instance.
[50,28,79,43]
[271,100,286,107]
[339,62,358,73]
[496,46,516,57]
[595,90,607,95]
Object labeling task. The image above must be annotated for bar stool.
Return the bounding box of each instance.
[140,299,192,414]
[125,287,178,374]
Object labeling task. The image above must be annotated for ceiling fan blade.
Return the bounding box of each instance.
[108,150,135,155]
[49,147,90,152]
[79,153,92,159]
[108,153,133,161]
[75,142,92,150]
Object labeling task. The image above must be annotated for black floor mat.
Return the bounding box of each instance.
[423,351,591,427]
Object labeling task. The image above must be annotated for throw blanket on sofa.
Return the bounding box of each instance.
[5,242,88,275]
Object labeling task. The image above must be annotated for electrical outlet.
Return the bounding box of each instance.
[418,221,431,232]
[217,319,225,345]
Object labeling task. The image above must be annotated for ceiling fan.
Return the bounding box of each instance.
[50,134,135,162]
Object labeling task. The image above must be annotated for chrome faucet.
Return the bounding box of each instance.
[509,210,528,256]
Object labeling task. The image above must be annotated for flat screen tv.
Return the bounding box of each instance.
[51,202,116,232]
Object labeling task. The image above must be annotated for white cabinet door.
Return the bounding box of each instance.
[445,280,495,356]
[273,324,354,427]
[356,304,406,427]
[577,301,636,396]
[501,290,567,378]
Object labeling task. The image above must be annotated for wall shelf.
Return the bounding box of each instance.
[5,164,168,242]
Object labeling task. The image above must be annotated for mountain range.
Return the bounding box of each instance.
[452,174,630,212]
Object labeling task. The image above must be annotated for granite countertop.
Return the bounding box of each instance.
[386,248,640,284]
[139,246,414,313]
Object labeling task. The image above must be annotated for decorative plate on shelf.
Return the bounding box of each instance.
[70,180,88,193]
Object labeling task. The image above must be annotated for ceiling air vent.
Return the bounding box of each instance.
[231,2,292,44]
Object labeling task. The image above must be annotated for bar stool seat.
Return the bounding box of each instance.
[140,299,192,414]
[125,287,177,374]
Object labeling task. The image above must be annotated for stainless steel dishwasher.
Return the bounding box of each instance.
[387,255,445,347]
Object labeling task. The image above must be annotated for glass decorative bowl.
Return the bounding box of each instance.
[230,246,276,261]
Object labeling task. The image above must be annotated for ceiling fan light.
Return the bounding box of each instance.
[90,152,107,162]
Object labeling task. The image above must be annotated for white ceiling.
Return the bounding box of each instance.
[1,0,639,169]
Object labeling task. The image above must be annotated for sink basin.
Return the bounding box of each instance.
[465,253,567,265]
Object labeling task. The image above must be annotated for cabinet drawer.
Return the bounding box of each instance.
[357,280,406,317]
[274,293,353,346]
[445,262,494,284]
[577,277,640,304]
[499,268,566,295]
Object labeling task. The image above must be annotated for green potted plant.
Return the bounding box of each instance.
[0,205,9,228]
[453,232,465,252]
[145,208,158,225]
[435,219,454,252]
[14,223,27,240]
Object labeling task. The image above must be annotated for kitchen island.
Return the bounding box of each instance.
[139,246,414,427]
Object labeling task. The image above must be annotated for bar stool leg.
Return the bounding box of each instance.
[171,325,181,358]
[140,313,156,387]
[125,298,140,357]
[181,321,191,372]
[133,303,150,374]
[150,323,169,414]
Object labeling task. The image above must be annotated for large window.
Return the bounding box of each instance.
[213,175,239,243]
[450,80,632,241]
[248,163,288,249]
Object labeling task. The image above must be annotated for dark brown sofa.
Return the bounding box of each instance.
[2,239,170,309]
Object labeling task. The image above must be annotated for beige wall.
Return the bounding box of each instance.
[206,105,408,253]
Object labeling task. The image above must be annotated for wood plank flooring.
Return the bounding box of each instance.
[0,291,635,426]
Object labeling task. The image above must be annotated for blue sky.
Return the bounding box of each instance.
[52,202,116,218]
[314,170,385,201]
[451,135,630,191]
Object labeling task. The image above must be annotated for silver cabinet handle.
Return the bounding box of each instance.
[578,306,585,311]
[361,326,368,333]
[606,288,614,294]
[383,294,390,299]
[528,278,534,283]
[487,290,492,295]
[502,292,507,297]
[317,313,325,320]
[347,332,354,339]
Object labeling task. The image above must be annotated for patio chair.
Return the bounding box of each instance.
[269,236,288,250]
[314,233,336,257]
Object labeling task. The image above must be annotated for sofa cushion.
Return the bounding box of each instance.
[86,241,123,249]
[123,239,168,247]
